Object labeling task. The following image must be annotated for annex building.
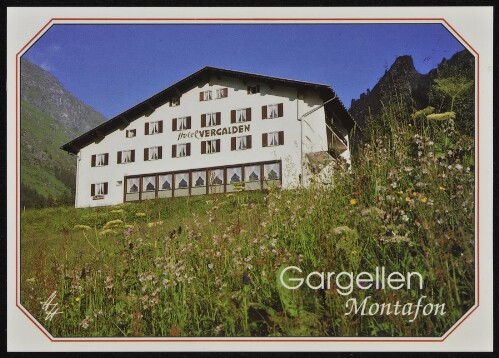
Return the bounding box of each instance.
[61,67,357,208]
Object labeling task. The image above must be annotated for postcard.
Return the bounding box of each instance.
[6,6,493,352]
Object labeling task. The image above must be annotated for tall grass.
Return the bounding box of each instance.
[20,103,475,337]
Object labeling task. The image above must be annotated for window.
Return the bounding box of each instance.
[231,135,252,151]
[230,108,251,123]
[262,131,284,147]
[200,90,213,101]
[169,97,180,107]
[216,88,228,99]
[245,165,260,182]
[227,167,242,184]
[142,176,156,192]
[247,85,260,94]
[159,174,172,190]
[91,153,109,167]
[262,103,284,119]
[144,146,163,161]
[175,173,190,189]
[264,163,281,180]
[126,178,139,193]
[117,150,135,164]
[126,129,136,138]
[192,170,206,187]
[172,143,191,158]
[172,116,191,131]
[201,112,221,127]
[209,169,224,186]
[201,139,220,154]
[91,182,108,197]
[145,120,163,135]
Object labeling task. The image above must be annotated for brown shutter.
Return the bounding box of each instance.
[126,129,129,137]
[158,146,163,159]
[246,108,251,121]
[216,112,221,125]
[201,141,206,154]
[104,182,108,195]
[172,118,177,131]
[201,114,206,127]
[187,116,191,129]
[104,153,109,165]
[117,151,122,164]
[158,121,163,133]
[91,155,96,167]
[144,148,149,161]
[223,88,228,97]
[199,92,204,101]
[262,133,268,147]
[247,135,252,149]
[131,150,135,162]
[216,139,220,152]
[231,137,236,151]
[262,105,267,119]
[186,143,191,156]
[145,122,149,135]
[91,184,95,196]
[231,110,236,124]
[278,103,284,117]
[172,145,177,158]
[279,131,284,145]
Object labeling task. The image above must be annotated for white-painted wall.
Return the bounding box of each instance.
[75,77,340,208]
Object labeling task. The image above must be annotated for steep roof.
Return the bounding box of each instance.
[61,66,358,155]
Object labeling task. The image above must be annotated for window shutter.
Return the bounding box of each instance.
[187,116,192,129]
[262,105,267,119]
[91,155,96,167]
[144,148,149,161]
[216,139,221,152]
[201,114,206,127]
[216,112,221,125]
[231,110,236,124]
[247,135,252,149]
[104,153,109,165]
[172,145,177,158]
[223,88,228,97]
[126,129,129,137]
[158,121,163,133]
[279,131,284,145]
[231,137,236,151]
[278,103,284,117]
[104,182,108,195]
[131,150,135,162]
[145,122,149,135]
[246,108,251,121]
[186,143,191,156]
[199,92,204,101]
[172,118,177,131]
[201,141,206,154]
[262,133,268,147]
[91,184,95,196]
[117,151,122,164]
[158,146,163,159]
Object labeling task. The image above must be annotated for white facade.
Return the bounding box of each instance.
[64,68,354,208]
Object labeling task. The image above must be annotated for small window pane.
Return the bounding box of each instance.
[127,178,139,193]
[245,165,260,182]
[142,176,156,192]
[209,169,224,185]
[193,171,206,187]
[175,173,190,189]
[264,163,280,180]
[159,174,172,190]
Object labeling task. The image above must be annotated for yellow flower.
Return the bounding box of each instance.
[405,197,411,202]
[397,191,404,195]
[412,191,417,197]
[75,297,81,302]
[135,212,146,217]
[439,186,446,191]
[350,198,357,206]
[421,197,428,203]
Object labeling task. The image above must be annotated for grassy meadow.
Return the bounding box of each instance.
[20,103,475,337]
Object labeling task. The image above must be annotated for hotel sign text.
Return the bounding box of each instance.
[177,124,250,141]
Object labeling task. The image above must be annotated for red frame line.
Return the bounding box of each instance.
[14,16,480,344]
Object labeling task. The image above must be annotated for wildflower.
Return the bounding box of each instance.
[455,164,463,171]
[412,192,417,197]
[397,191,404,195]
[80,316,93,329]
[73,224,92,231]
[208,263,214,270]
[147,220,164,228]
[110,209,125,214]
[99,229,117,236]
[103,219,124,229]
[136,212,146,217]
[405,197,411,202]
[421,197,428,204]
[75,297,81,303]
[439,186,446,191]
[350,198,357,206]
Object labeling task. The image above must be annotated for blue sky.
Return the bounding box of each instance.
[23,24,465,119]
